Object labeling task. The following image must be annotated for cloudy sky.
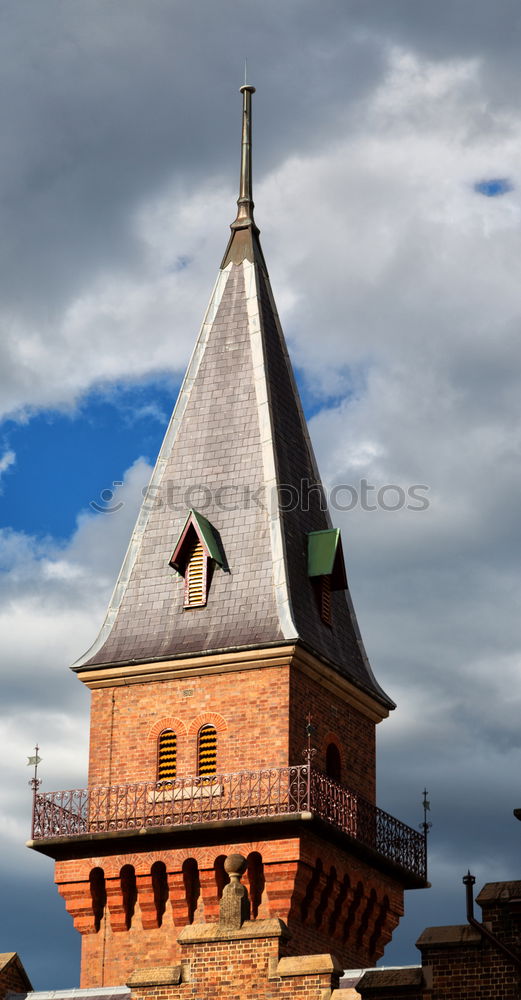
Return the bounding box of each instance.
[1,0,521,988]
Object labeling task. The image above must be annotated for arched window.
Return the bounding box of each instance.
[151,861,169,927]
[247,852,265,920]
[120,865,137,930]
[326,742,342,783]
[182,858,201,924]
[157,729,177,782]
[89,867,106,932]
[198,724,217,779]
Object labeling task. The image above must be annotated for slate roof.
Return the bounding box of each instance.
[73,87,393,711]
[357,967,424,989]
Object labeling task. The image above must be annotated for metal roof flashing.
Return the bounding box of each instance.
[169,509,226,574]
[307,529,348,590]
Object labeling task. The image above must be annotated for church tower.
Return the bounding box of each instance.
[29,86,427,988]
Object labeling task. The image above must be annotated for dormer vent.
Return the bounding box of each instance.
[169,509,226,610]
[307,529,348,626]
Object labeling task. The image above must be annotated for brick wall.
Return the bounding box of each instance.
[87,656,377,801]
[419,936,520,1000]
[289,664,376,801]
[66,647,392,988]
[56,828,406,987]
[88,664,291,787]
[416,882,521,1000]
[127,922,343,1000]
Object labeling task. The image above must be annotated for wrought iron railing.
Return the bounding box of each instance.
[31,765,426,881]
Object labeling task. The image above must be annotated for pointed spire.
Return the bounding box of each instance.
[230,84,257,232]
[73,84,394,717]
[222,84,264,269]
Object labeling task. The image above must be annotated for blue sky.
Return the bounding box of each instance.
[0,381,176,539]
[2,0,521,992]
[474,177,513,196]
[0,367,334,540]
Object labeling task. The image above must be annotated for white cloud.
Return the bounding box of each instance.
[0,458,152,813]
[0,448,15,486]
[0,47,518,426]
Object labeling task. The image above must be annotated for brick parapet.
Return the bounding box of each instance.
[127,923,343,1000]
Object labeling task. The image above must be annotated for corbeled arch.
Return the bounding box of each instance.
[148,717,187,741]
[323,731,342,754]
[188,712,228,736]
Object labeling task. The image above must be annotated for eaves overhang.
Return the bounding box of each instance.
[71,640,393,721]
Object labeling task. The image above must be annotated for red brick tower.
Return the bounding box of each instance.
[28,86,427,988]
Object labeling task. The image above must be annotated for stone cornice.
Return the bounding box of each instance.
[76,642,389,722]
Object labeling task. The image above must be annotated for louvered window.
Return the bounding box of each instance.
[198,725,217,779]
[157,729,177,782]
[184,538,208,608]
[319,575,332,626]
[308,529,346,629]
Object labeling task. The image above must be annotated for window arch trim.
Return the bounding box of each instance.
[188,712,227,737]
[149,717,187,741]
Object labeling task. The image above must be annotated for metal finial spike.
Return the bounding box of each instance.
[303,712,317,764]
[231,82,257,231]
[420,787,432,838]
[244,58,248,86]
[28,744,42,794]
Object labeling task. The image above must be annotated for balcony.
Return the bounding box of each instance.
[29,765,427,885]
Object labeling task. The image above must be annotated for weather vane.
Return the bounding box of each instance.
[303,712,317,765]
[27,744,42,793]
[420,787,432,838]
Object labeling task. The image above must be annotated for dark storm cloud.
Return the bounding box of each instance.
[349,0,521,63]
[1,0,519,325]
[0,0,387,321]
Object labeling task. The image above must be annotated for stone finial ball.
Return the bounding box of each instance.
[224,853,247,877]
